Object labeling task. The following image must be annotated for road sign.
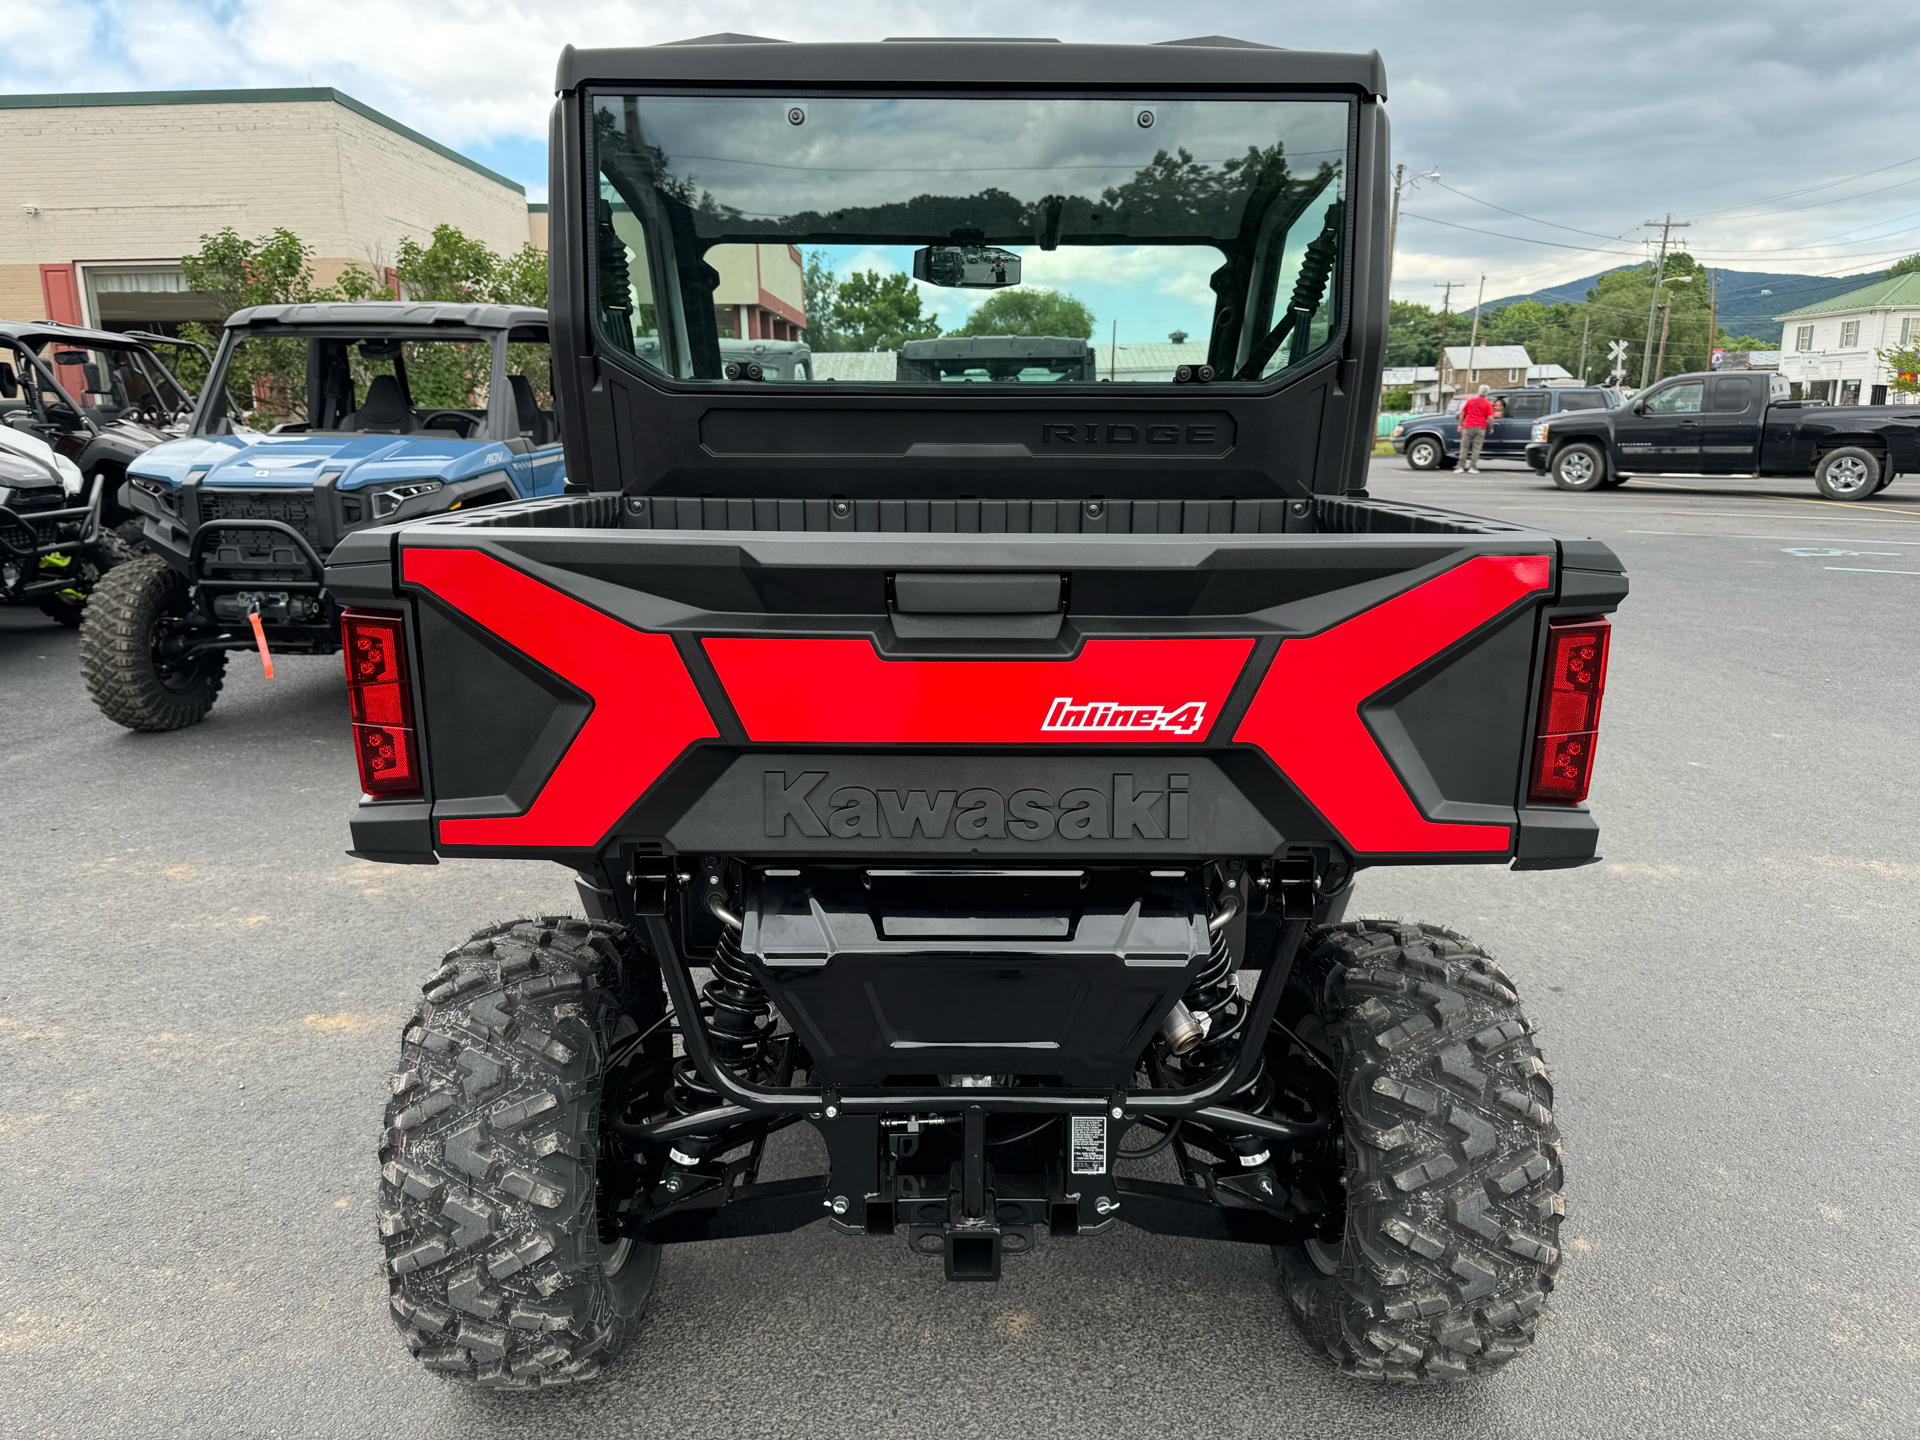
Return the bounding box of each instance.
[1607,340,1629,364]
[1607,368,1627,387]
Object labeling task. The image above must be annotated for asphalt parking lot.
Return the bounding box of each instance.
[3,458,1916,1438]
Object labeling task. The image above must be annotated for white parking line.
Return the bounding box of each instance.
[1825,566,1920,575]
[1626,529,1921,547]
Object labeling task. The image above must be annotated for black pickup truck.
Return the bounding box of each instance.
[1525,369,1919,499]
[331,35,1628,1390]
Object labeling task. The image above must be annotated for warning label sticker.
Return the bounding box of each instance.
[1070,1114,1108,1175]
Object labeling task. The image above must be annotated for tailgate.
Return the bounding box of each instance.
[326,494,1627,870]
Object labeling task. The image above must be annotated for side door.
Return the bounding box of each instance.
[1699,374,1763,474]
[1492,390,1549,454]
[1614,378,1704,472]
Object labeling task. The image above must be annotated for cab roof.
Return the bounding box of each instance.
[557,35,1386,97]
[0,318,160,350]
[223,301,548,334]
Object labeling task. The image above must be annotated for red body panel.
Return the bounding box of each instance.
[1234,553,1552,855]
[402,548,717,848]
[703,637,1256,744]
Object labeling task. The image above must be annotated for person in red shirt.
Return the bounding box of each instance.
[1458,388,1494,472]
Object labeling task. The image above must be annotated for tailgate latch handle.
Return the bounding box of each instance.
[892,571,1062,614]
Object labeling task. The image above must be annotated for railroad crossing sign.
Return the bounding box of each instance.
[1606,339,1629,387]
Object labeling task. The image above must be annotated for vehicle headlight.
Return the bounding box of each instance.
[1390,424,1405,438]
[372,480,444,518]
[1531,421,1550,442]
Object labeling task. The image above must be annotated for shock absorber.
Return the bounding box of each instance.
[659,889,774,1197]
[1171,918,1275,1169]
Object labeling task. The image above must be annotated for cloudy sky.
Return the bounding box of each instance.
[7,0,1917,332]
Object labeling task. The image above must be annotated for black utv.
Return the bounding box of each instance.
[334,35,1626,1389]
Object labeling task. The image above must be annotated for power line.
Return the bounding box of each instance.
[1690,155,1920,216]
[1428,179,1638,243]
[1399,210,1646,257]
[1709,177,1918,221]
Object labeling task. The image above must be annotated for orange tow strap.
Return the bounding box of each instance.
[248,610,275,679]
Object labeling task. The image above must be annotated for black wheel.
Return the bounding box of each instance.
[381,917,669,1389]
[1814,446,1881,501]
[1273,921,1564,1383]
[78,552,226,731]
[1405,435,1444,471]
[1550,443,1607,491]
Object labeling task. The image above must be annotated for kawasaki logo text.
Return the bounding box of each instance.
[1042,697,1207,736]
[765,772,1190,841]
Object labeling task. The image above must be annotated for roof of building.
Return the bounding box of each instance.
[0,88,524,196]
[1381,366,1439,385]
[224,301,548,332]
[1441,345,1534,369]
[1772,272,1919,321]
[1528,363,1574,381]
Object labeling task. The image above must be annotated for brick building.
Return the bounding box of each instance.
[1,88,541,333]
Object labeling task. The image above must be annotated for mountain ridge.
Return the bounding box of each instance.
[1479,266,1891,346]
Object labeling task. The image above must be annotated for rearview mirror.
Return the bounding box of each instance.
[52,349,89,366]
[912,245,1021,289]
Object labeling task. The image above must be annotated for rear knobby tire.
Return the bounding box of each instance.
[78,553,225,730]
[1275,921,1564,1382]
[380,916,661,1389]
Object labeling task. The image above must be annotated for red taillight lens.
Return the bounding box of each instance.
[1528,617,1610,804]
[341,610,420,797]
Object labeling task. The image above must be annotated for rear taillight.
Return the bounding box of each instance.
[1528,617,1611,805]
[341,610,420,797]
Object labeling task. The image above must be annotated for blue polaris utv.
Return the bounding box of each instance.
[82,301,565,730]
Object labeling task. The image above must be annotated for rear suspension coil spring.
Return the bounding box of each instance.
[1176,929,1273,1127]
[667,924,773,1122]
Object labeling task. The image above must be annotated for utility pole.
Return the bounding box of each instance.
[1434,279,1462,402]
[1639,213,1690,388]
[1465,274,1486,392]
[1706,267,1719,370]
[1578,313,1591,384]
[1370,164,1438,439]
[1654,293,1675,380]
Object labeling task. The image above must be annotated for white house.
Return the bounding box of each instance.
[1773,273,1919,405]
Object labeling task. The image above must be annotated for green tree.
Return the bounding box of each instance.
[954,287,1095,340]
[801,250,849,351]
[391,224,553,408]
[1884,253,1918,279]
[1879,342,1919,395]
[176,227,387,422]
[830,270,940,350]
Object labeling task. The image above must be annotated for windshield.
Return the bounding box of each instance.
[36,340,191,422]
[590,95,1349,386]
[198,331,554,440]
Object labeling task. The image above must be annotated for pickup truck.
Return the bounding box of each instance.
[1390,385,1620,470]
[335,35,1628,1391]
[1525,369,1919,499]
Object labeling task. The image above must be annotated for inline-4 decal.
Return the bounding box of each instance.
[1234,553,1553,855]
[401,547,717,848]
[704,637,1253,745]
[1041,698,1208,736]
